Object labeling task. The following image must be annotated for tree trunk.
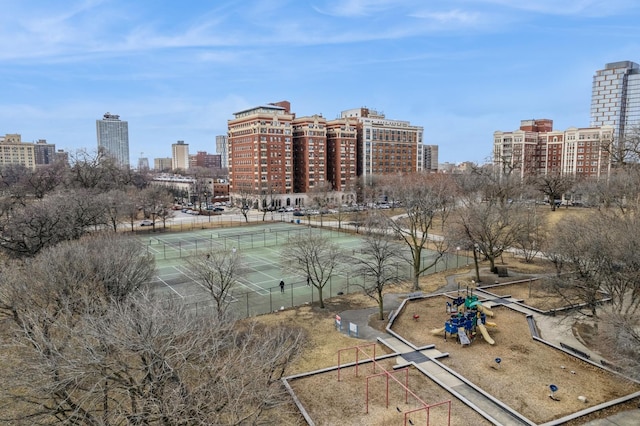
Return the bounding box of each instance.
[377,288,384,320]
[473,248,481,283]
[317,286,325,309]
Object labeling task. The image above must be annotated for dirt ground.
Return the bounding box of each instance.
[479,279,609,312]
[391,296,640,424]
[290,362,492,426]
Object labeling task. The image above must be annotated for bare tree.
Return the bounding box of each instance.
[452,199,525,281]
[188,248,245,319]
[21,162,67,199]
[583,166,640,213]
[353,217,400,320]
[99,189,128,232]
[381,173,454,291]
[67,148,127,191]
[256,181,278,222]
[529,173,574,211]
[308,181,332,227]
[0,190,110,257]
[511,205,546,263]
[595,312,640,381]
[281,233,342,309]
[0,235,304,424]
[332,203,351,229]
[541,216,606,316]
[604,125,640,166]
[0,292,304,424]
[467,163,525,205]
[233,185,254,222]
[139,186,174,230]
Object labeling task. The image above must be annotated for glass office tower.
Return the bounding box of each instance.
[96,112,130,167]
[591,61,640,149]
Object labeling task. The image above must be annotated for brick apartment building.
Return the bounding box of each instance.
[326,117,358,193]
[340,107,425,181]
[228,101,295,208]
[494,119,613,180]
[190,151,222,169]
[292,114,327,194]
[228,101,431,208]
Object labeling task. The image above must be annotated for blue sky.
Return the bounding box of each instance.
[3,0,640,166]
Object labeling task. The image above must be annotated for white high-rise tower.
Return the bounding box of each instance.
[96,112,130,167]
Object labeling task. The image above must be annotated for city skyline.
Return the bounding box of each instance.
[3,1,640,166]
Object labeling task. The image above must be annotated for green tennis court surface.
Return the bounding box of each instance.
[145,222,467,318]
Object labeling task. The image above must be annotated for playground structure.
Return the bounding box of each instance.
[337,343,452,425]
[431,292,497,346]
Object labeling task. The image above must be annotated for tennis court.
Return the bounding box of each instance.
[145,222,466,318]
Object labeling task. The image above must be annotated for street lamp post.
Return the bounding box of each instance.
[456,246,461,268]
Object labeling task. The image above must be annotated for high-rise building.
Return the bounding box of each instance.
[154,157,172,171]
[591,61,640,153]
[137,157,149,170]
[292,114,328,194]
[216,135,229,169]
[171,140,190,171]
[33,139,57,166]
[228,101,295,207]
[423,145,439,173]
[494,119,613,180]
[326,117,358,193]
[96,113,129,167]
[0,134,36,170]
[340,108,424,181]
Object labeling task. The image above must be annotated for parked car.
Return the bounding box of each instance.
[140,220,153,226]
[292,211,305,216]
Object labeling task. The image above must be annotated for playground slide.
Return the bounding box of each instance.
[431,327,445,335]
[476,304,495,317]
[477,323,495,345]
[485,321,497,328]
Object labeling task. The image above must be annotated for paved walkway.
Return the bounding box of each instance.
[378,335,534,425]
[336,271,640,426]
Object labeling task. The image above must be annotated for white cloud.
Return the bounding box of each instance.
[410,9,481,25]
[312,0,399,17]
[473,0,639,16]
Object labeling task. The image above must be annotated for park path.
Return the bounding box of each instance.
[377,335,536,426]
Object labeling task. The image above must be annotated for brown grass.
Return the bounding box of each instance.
[482,279,608,311]
[391,297,640,424]
[290,363,492,426]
